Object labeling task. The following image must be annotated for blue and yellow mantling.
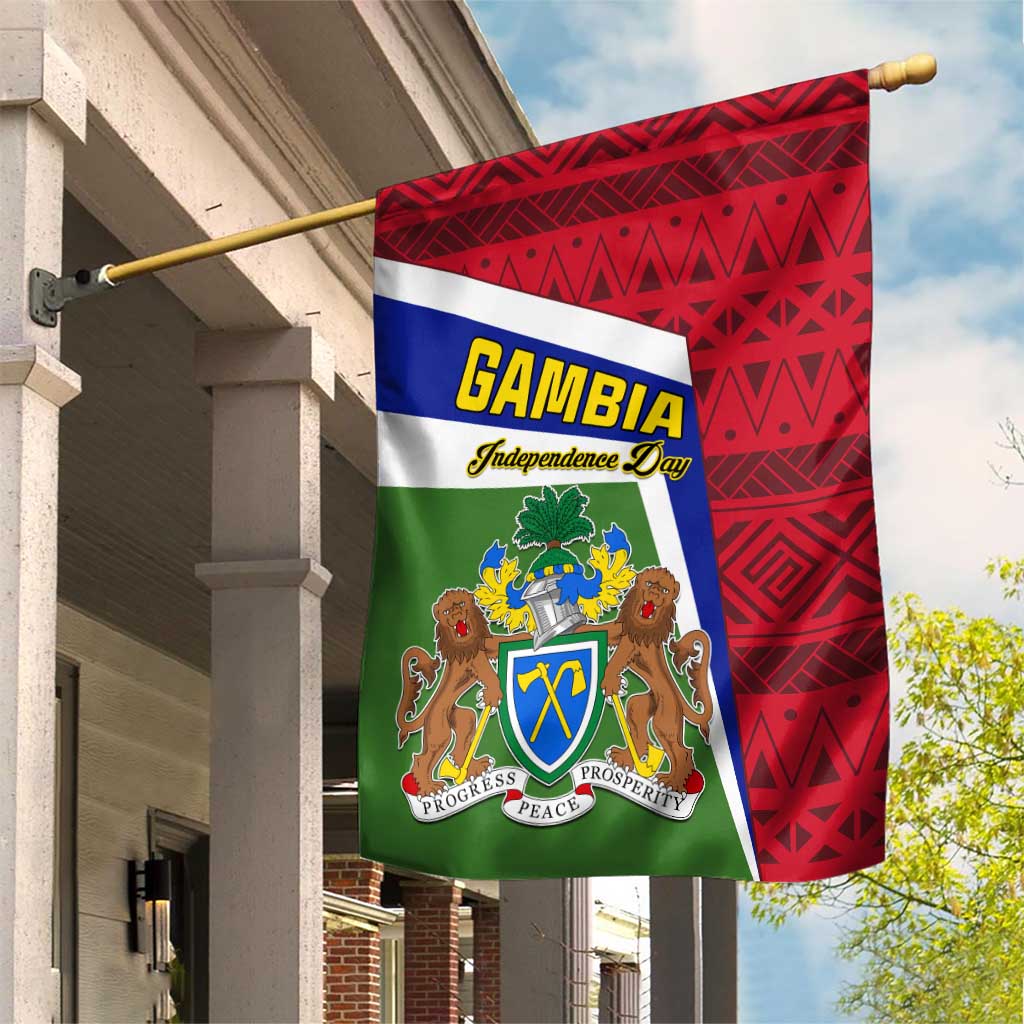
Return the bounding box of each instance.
[474,524,636,633]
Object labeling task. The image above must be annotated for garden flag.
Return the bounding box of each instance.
[360,71,888,882]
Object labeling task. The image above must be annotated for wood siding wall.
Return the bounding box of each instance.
[57,603,210,1022]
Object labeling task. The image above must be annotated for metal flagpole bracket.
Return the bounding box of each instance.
[29,265,116,327]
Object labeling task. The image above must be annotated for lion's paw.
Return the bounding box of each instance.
[655,770,686,795]
[416,777,446,798]
[607,746,634,771]
[602,678,628,700]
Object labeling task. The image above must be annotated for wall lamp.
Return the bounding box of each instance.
[129,858,172,971]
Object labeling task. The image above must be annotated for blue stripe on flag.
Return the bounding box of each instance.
[375,294,687,445]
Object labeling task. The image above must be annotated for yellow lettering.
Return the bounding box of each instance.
[640,391,684,439]
[623,440,664,479]
[621,382,648,431]
[490,349,535,417]
[458,337,685,440]
[581,372,627,428]
[456,337,503,412]
[530,357,588,422]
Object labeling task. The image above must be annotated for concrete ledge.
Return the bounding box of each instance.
[195,557,332,597]
[195,327,335,403]
[0,345,81,406]
[323,890,400,929]
[0,31,87,143]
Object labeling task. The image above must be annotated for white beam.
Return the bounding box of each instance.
[40,2,532,482]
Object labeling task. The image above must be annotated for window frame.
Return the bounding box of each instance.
[54,658,79,1023]
[149,809,210,1023]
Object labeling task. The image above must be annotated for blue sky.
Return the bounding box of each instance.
[469,2,1024,1021]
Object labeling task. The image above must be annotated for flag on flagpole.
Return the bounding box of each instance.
[359,71,886,882]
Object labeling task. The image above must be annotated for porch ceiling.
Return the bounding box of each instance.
[226,0,534,195]
[59,197,371,699]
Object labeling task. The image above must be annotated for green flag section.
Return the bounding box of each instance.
[358,483,752,880]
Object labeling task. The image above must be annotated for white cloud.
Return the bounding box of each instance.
[593,874,648,917]
[872,265,1024,622]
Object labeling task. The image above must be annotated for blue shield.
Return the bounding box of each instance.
[497,630,607,785]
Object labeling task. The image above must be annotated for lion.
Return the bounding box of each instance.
[591,567,714,793]
[397,588,512,797]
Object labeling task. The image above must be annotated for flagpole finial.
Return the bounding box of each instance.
[868,53,937,91]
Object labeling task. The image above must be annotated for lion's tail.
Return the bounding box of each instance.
[669,629,714,743]
[397,646,441,747]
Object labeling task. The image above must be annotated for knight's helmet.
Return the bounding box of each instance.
[522,549,586,650]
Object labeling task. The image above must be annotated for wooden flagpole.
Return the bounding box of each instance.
[104,197,377,284]
[32,53,935,321]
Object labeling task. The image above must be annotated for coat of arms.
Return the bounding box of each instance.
[396,486,715,826]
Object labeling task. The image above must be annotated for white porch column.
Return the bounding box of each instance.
[650,877,738,1023]
[195,328,333,1023]
[500,878,592,1024]
[701,878,738,1024]
[650,877,700,1024]
[598,959,641,1024]
[0,25,84,1023]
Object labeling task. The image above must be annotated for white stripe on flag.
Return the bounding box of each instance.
[378,411,642,489]
[375,257,691,385]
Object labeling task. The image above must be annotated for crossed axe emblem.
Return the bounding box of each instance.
[517,661,587,742]
[519,658,666,778]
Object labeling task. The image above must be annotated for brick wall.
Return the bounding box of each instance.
[324,855,383,904]
[401,880,463,1024]
[472,903,500,1023]
[323,856,384,1024]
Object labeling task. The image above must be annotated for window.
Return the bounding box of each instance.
[149,810,210,1023]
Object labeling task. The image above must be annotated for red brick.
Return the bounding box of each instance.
[473,903,501,1023]
[401,881,463,1024]
[323,857,384,1023]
